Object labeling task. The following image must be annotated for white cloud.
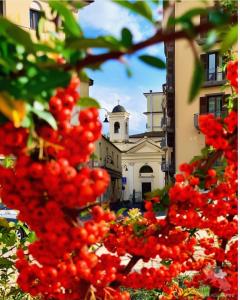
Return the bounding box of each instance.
[79,0,153,42]
[89,85,146,135]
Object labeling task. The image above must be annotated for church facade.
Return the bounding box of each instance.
[108,91,166,203]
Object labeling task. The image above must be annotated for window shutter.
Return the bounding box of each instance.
[200,54,207,81]
[167,132,174,147]
[200,14,208,38]
[200,96,208,114]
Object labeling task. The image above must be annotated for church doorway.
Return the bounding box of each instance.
[141,182,151,200]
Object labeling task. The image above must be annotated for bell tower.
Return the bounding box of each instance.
[109,101,129,143]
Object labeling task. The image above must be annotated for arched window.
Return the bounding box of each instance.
[139,165,153,173]
[125,122,128,134]
[114,122,120,133]
[30,1,42,30]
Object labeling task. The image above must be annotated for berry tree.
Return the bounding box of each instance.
[0,1,237,299]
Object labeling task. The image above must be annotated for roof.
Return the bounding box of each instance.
[129,131,164,138]
[143,91,163,96]
[101,135,122,152]
[124,137,162,154]
[112,105,126,113]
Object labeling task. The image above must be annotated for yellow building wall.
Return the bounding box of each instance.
[94,137,122,203]
[80,81,90,98]
[5,0,56,38]
[94,137,122,174]
[174,1,237,169]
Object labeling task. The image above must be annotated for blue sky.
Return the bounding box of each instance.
[78,0,166,134]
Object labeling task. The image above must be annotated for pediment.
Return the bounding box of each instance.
[126,140,161,154]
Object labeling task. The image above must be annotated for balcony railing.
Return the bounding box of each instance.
[203,71,226,86]
[163,84,174,93]
[161,117,171,129]
[160,138,168,149]
[161,162,175,173]
[194,111,227,130]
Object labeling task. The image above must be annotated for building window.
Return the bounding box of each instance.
[208,95,222,117]
[199,94,229,117]
[125,122,128,134]
[0,1,4,15]
[139,165,153,173]
[114,122,120,133]
[30,1,42,30]
[201,52,225,82]
[30,9,41,29]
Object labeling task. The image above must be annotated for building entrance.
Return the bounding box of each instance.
[141,182,152,200]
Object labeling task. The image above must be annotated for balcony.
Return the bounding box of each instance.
[202,71,226,87]
[161,117,171,129]
[161,162,175,173]
[164,84,174,93]
[160,138,168,150]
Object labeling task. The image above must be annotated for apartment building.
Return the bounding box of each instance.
[93,136,122,204]
[162,0,237,177]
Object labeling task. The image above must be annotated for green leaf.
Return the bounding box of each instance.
[177,8,206,22]
[0,218,9,228]
[208,10,229,26]
[202,30,218,51]
[0,17,34,52]
[125,65,133,77]
[27,231,37,243]
[0,257,14,268]
[161,259,172,266]
[49,1,82,37]
[121,28,133,48]
[113,0,153,23]
[25,70,71,98]
[21,113,33,128]
[188,59,204,103]
[77,97,100,108]
[116,208,127,217]
[221,25,238,54]
[36,14,45,40]
[68,36,121,50]
[31,107,57,130]
[139,55,165,69]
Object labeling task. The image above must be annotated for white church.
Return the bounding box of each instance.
[107,91,166,203]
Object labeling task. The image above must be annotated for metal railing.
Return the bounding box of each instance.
[160,138,168,149]
[204,71,226,82]
[161,162,175,173]
[161,117,171,129]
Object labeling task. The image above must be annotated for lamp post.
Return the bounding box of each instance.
[100,107,110,123]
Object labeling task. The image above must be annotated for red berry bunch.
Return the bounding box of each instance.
[0,122,28,156]
[226,60,238,92]
[49,76,80,124]
[0,70,238,299]
[0,75,130,299]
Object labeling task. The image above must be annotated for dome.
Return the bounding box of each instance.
[112,105,126,113]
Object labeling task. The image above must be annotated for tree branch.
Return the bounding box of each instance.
[63,14,237,72]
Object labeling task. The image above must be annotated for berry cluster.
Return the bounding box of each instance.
[0,76,130,299]
[226,60,238,92]
[0,60,238,299]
